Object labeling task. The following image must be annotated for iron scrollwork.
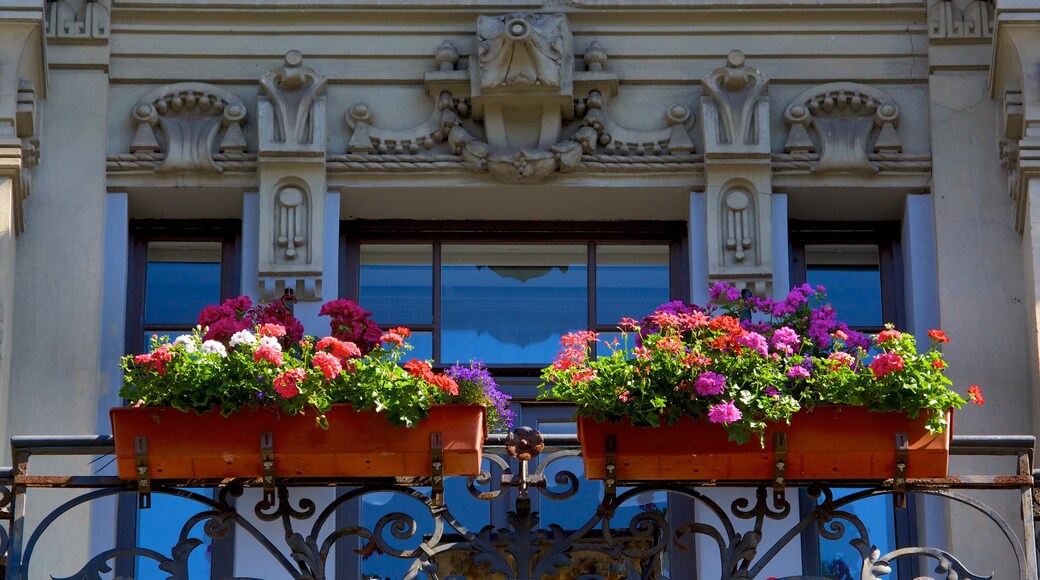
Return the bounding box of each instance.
[0,429,1035,579]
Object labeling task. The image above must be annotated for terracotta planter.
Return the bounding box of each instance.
[111,404,486,480]
[578,406,951,481]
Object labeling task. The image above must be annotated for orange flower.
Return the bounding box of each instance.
[968,385,984,406]
[928,329,950,344]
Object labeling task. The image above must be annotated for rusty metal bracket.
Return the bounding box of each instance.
[773,432,787,509]
[431,432,444,506]
[604,434,617,499]
[134,436,151,510]
[261,432,275,507]
[894,433,909,508]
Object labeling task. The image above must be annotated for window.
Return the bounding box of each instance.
[343,220,687,373]
[341,220,687,576]
[789,221,903,331]
[789,221,917,578]
[120,220,241,580]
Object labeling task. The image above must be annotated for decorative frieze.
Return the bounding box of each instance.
[129,83,248,173]
[782,82,902,174]
[476,13,570,91]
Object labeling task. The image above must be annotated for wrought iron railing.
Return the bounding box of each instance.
[0,431,1036,579]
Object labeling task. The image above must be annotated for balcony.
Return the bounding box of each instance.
[0,430,1035,579]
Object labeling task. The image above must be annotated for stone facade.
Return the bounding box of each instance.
[0,0,1035,576]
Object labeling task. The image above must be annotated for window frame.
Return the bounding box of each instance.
[788,220,917,578]
[788,220,904,332]
[119,219,242,580]
[126,219,242,354]
[341,219,689,378]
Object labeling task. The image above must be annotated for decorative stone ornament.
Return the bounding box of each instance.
[782,82,902,174]
[346,12,696,183]
[701,50,769,154]
[45,0,110,42]
[257,52,328,302]
[698,51,774,299]
[258,49,327,154]
[928,0,993,39]
[476,13,569,91]
[129,83,248,173]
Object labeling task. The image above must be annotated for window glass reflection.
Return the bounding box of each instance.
[805,244,883,329]
[596,245,670,325]
[360,244,433,325]
[441,245,587,364]
[136,490,213,579]
[144,242,222,325]
[819,489,897,578]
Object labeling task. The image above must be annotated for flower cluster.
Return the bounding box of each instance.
[319,299,383,355]
[197,296,304,347]
[540,283,977,444]
[121,297,510,431]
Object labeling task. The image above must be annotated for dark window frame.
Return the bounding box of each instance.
[788,220,904,332]
[789,220,917,579]
[126,219,242,354]
[119,219,242,580]
[341,219,689,377]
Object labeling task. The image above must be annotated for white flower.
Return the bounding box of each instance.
[201,340,228,358]
[259,335,282,352]
[229,330,256,347]
[173,334,198,353]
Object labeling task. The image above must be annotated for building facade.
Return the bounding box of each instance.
[0,0,1038,577]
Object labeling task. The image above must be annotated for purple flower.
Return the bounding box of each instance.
[446,362,514,431]
[694,371,726,396]
[764,386,781,398]
[736,332,768,356]
[708,400,742,425]
[771,326,800,355]
[787,366,810,379]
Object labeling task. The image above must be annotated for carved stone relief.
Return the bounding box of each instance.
[476,13,568,90]
[259,50,326,154]
[129,83,248,173]
[257,52,327,302]
[701,50,769,153]
[45,0,109,42]
[928,0,993,39]
[721,186,756,266]
[346,13,695,184]
[782,82,901,174]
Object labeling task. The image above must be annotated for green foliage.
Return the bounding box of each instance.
[121,315,501,431]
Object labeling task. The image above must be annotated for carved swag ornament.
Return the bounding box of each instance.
[346,13,695,184]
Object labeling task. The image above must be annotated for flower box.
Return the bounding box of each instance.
[578,406,951,481]
[111,404,486,480]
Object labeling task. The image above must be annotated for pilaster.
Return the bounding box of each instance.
[0,0,44,462]
[257,51,328,302]
[699,50,773,297]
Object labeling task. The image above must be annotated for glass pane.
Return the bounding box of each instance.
[136,490,213,579]
[144,241,222,325]
[596,245,670,325]
[441,244,587,364]
[805,244,883,328]
[360,244,433,325]
[405,330,433,361]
